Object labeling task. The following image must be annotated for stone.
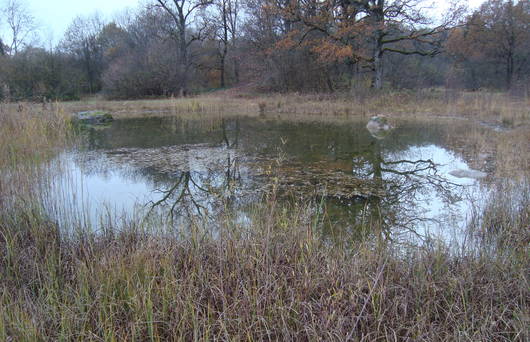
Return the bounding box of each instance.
[449,168,487,179]
[73,111,114,125]
[366,115,393,139]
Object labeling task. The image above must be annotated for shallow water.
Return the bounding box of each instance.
[46,115,491,243]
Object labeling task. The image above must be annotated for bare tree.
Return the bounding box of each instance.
[206,0,241,87]
[153,0,213,95]
[62,14,106,94]
[2,0,37,54]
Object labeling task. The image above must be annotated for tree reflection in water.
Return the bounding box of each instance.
[329,139,462,241]
[139,118,465,240]
[148,119,242,223]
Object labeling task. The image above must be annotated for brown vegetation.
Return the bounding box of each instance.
[60,90,530,127]
[0,96,528,340]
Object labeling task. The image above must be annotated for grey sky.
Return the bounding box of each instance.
[26,0,140,41]
[6,0,486,44]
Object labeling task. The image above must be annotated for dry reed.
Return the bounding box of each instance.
[0,94,528,341]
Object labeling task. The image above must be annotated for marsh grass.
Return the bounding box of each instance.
[62,90,530,127]
[0,103,72,214]
[1,197,528,341]
[0,103,71,165]
[0,96,529,341]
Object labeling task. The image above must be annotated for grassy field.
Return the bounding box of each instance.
[0,92,529,340]
[47,89,529,124]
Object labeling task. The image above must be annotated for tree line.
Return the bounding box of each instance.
[0,0,528,100]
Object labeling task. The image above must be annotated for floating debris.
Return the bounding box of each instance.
[79,143,386,200]
[87,144,239,174]
[251,160,386,199]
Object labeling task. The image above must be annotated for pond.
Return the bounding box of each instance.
[45,115,492,244]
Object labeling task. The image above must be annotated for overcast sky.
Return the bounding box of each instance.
[4,0,487,45]
[31,0,139,41]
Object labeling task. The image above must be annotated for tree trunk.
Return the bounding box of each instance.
[220,0,228,88]
[233,58,239,84]
[370,3,385,89]
[179,17,188,96]
[84,48,93,94]
[179,44,188,95]
[506,52,514,90]
[220,54,226,88]
[505,0,515,90]
[372,49,384,89]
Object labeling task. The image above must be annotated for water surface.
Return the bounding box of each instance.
[47,115,490,243]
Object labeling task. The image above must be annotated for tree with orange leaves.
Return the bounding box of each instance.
[448,0,529,90]
[271,0,465,89]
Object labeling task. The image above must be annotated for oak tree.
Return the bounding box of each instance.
[275,0,465,88]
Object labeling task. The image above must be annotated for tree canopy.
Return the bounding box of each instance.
[0,0,528,100]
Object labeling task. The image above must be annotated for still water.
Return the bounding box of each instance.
[46,115,491,243]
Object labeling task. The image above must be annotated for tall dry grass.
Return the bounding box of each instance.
[0,197,528,340]
[0,102,70,167]
[0,97,528,341]
[0,102,71,212]
[62,90,530,127]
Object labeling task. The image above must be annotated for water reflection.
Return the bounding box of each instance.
[148,119,243,220]
[336,140,467,241]
[50,116,488,242]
